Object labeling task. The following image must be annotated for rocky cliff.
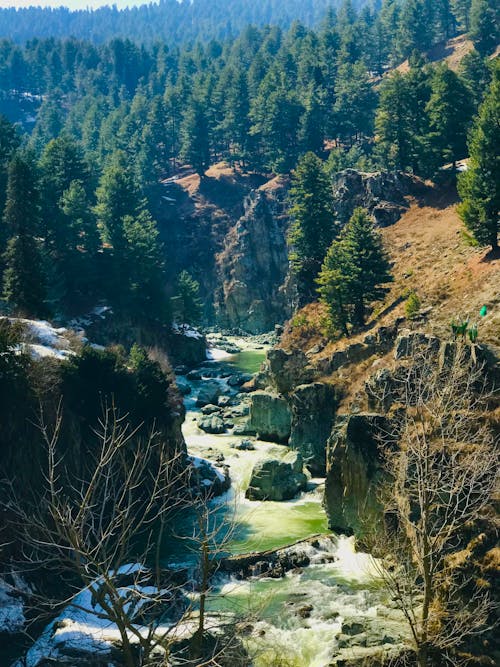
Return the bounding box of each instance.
[160,165,427,334]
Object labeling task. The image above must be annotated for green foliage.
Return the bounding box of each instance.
[457,61,499,250]
[317,207,393,335]
[180,100,211,177]
[173,271,203,325]
[426,64,473,168]
[469,0,500,56]
[288,152,336,302]
[405,291,421,319]
[2,152,47,316]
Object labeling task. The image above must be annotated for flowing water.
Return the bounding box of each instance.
[170,341,408,666]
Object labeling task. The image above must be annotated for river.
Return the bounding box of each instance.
[170,340,408,667]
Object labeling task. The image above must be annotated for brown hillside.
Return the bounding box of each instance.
[281,186,500,358]
[396,34,500,73]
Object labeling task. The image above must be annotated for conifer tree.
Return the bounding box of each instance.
[317,208,392,333]
[469,0,499,56]
[2,153,46,315]
[180,100,211,178]
[426,64,473,169]
[458,62,499,251]
[174,270,203,325]
[288,152,336,302]
[122,210,168,322]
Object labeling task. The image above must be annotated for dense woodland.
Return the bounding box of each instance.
[0,0,498,326]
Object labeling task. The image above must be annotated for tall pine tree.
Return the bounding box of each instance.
[288,152,336,302]
[458,61,499,250]
[2,153,47,316]
[317,207,392,333]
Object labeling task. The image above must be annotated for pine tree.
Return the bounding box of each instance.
[39,135,93,310]
[180,99,211,178]
[426,64,473,169]
[122,210,168,322]
[469,0,500,56]
[288,152,336,302]
[174,270,203,325]
[457,62,499,251]
[2,153,46,316]
[317,208,392,333]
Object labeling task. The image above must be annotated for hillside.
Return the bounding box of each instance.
[281,183,500,357]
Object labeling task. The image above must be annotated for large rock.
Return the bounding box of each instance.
[324,413,390,535]
[331,169,428,227]
[198,414,226,434]
[289,382,336,475]
[195,380,224,407]
[246,451,307,501]
[249,391,292,443]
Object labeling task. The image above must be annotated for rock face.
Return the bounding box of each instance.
[246,451,307,501]
[325,414,390,535]
[161,168,427,333]
[267,347,315,394]
[289,382,336,475]
[331,169,428,227]
[215,182,292,333]
[249,391,292,443]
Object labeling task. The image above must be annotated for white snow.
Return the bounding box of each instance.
[188,455,226,483]
[0,577,25,634]
[14,567,175,667]
[27,344,75,360]
[172,323,203,339]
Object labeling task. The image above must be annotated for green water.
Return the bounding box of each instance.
[226,348,267,374]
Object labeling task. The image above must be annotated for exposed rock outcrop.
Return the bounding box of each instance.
[215,181,292,333]
[325,413,390,535]
[218,534,337,579]
[246,451,307,501]
[289,382,336,475]
[249,391,292,443]
[331,169,429,227]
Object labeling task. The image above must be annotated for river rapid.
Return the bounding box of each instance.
[170,338,408,667]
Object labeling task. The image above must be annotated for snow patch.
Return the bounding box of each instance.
[172,323,203,339]
[0,576,25,634]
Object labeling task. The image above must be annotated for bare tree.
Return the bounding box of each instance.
[371,342,499,667]
[7,402,192,667]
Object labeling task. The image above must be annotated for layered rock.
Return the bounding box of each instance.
[246,451,307,501]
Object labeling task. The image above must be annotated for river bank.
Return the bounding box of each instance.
[171,336,409,667]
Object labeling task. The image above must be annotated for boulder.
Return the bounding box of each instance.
[245,451,307,501]
[195,381,224,407]
[289,382,336,475]
[249,391,292,443]
[198,414,226,434]
[232,421,257,436]
[200,404,222,415]
[231,439,255,451]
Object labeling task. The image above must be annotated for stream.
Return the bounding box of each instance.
[169,339,408,667]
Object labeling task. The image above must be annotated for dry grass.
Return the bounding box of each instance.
[281,186,500,367]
